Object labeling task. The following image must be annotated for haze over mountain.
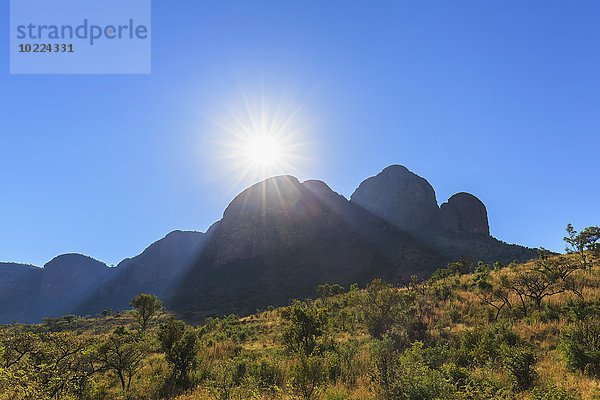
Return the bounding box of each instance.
[0,165,537,323]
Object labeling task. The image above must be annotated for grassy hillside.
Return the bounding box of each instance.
[1,241,600,399]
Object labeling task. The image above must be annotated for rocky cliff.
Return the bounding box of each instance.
[439,192,489,235]
[350,165,439,231]
[351,165,491,236]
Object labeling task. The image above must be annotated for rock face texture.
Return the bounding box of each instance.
[171,168,535,319]
[72,230,208,315]
[205,176,351,267]
[350,165,439,231]
[0,263,42,301]
[0,263,43,323]
[115,230,206,286]
[40,254,112,300]
[439,192,489,235]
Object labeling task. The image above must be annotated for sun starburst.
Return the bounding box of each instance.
[207,91,314,191]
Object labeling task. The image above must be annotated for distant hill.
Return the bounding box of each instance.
[0,165,537,323]
[73,230,207,315]
[0,231,206,323]
[0,263,43,323]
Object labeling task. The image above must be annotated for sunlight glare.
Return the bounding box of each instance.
[207,91,314,191]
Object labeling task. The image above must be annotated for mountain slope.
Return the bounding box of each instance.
[169,171,536,319]
[74,230,208,315]
[1,165,537,323]
[170,176,449,318]
[0,263,43,323]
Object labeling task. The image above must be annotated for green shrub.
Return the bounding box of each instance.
[501,345,536,391]
[529,384,574,400]
[458,323,519,368]
[281,301,327,356]
[372,339,455,400]
[324,350,342,382]
[357,279,416,339]
[290,354,327,400]
[454,376,509,399]
[249,359,282,389]
[326,389,351,400]
[158,318,199,385]
[560,319,600,377]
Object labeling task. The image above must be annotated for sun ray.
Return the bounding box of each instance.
[207,91,315,193]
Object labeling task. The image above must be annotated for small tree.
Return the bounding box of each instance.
[560,319,600,378]
[501,344,537,391]
[281,301,327,356]
[96,327,148,391]
[358,279,416,339]
[130,293,162,331]
[290,353,326,400]
[510,268,564,313]
[317,284,345,301]
[564,224,600,270]
[158,318,199,385]
[475,271,512,321]
[508,253,577,315]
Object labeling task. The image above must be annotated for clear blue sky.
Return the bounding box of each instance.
[1,1,599,267]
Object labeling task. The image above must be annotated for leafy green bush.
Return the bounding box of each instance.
[291,353,327,400]
[372,339,455,400]
[326,389,351,400]
[323,350,341,382]
[281,301,327,356]
[356,279,416,340]
[158,318,199,386]
[529,384,574,400]
[248,359,282,389]
[560,319,600,377]
[501,345,536,391]
[458,323,519,368]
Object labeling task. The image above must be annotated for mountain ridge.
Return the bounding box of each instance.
[0,165,538,323]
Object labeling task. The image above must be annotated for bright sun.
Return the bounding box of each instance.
[244,135,284,168]
[210,91,313,186]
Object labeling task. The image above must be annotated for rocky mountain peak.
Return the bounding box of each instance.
[439,192,489,235]
[350,165,439,231]
[208,175,351,266]
[40,253,111,299]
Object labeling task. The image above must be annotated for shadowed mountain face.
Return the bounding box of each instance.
[439,192,489,235]
[72,230,208,316]
[0,263,43,323]
[170,176,448,318]
[1,165,538,323]
[169,169,537,319]
[351,165,439,231]
[39,254,112,317]
[351,165,492,235]
[204,176,355,267]
[40,254,111,299]
[0,232,206,323]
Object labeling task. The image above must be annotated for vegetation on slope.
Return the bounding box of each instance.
[0,224,599,400]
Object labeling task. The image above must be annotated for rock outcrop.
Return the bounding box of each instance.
[172,168,535,319]
[439,192,489,235]
[350,165,439,231]
[40,254,112,299]
[205,176,352,267]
